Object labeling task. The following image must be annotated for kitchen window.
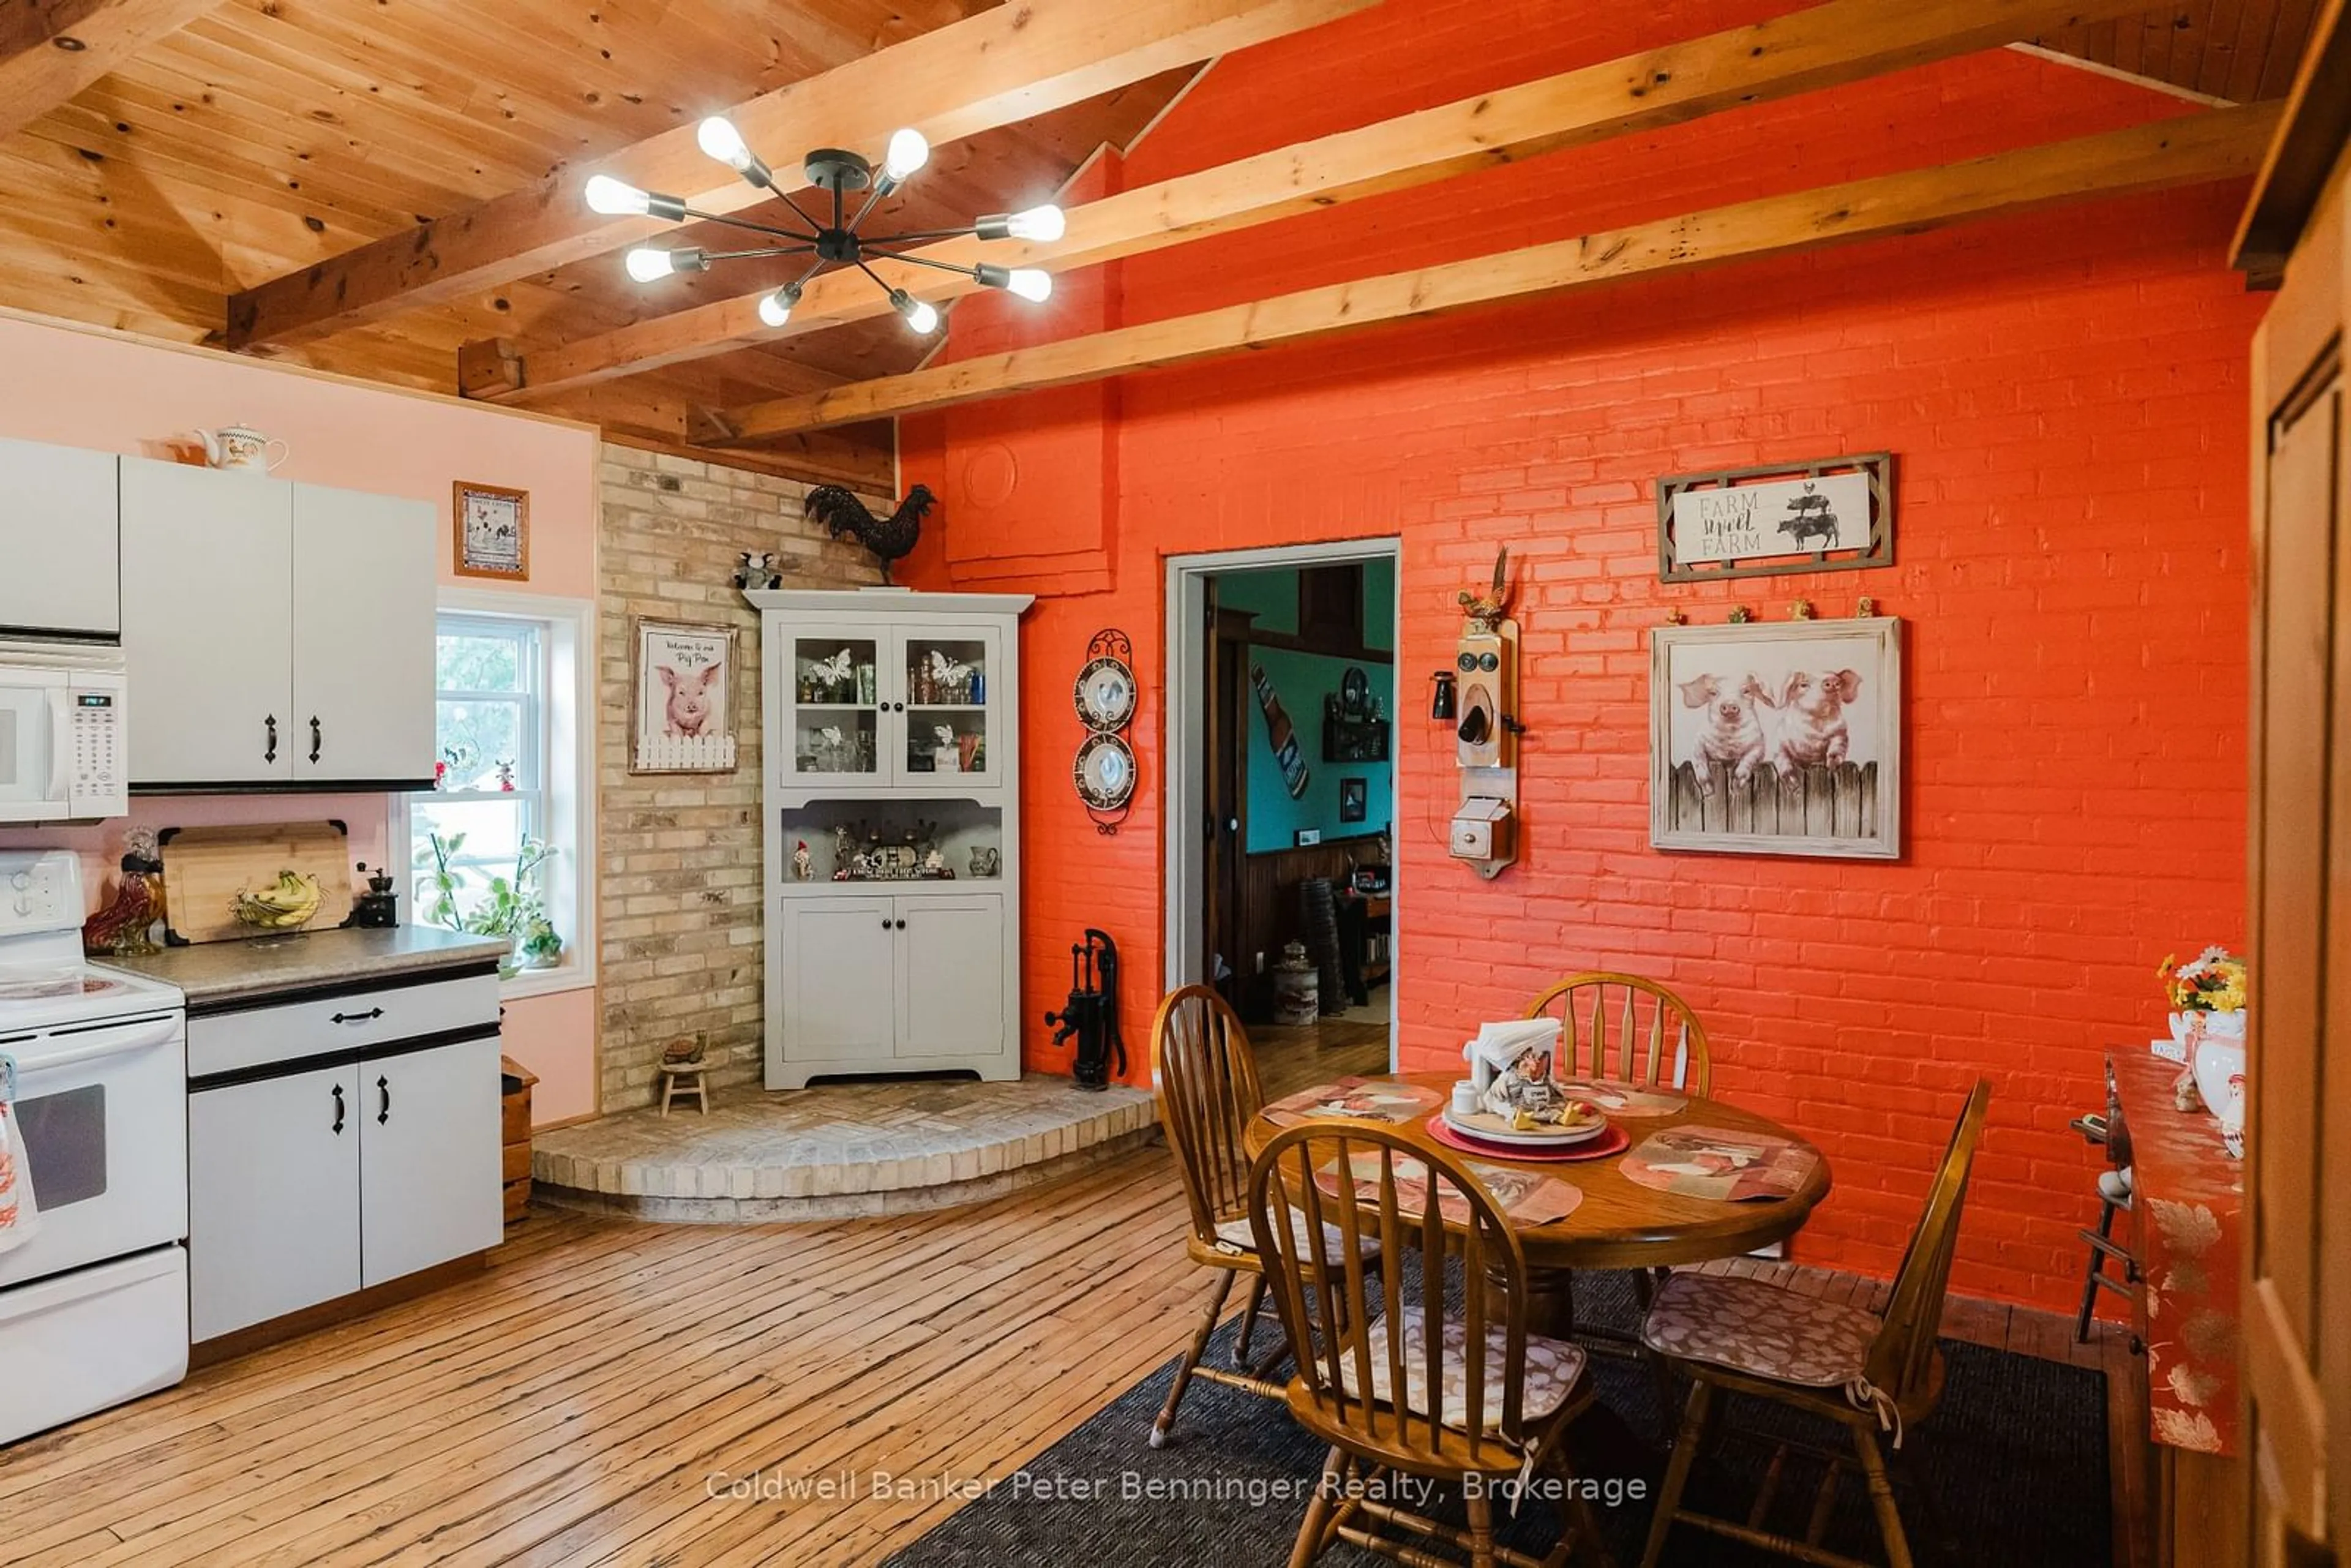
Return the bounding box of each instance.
[397,593,593,998]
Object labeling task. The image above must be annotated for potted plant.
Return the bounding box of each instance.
[416,831,563,978]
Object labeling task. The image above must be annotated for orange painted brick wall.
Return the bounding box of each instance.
[900,0,2261,1308]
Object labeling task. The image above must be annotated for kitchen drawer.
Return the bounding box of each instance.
[189,971,501,1079]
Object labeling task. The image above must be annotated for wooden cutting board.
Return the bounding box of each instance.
[159,822,354,945]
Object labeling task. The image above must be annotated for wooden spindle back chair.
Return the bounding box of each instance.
[1153,984,1265,1258]
[1861,1078,1992,1421]
[1522,972,1711,1095]
[1146,985,1291,1447]
[1639,1081,1993,1568]
[1251,1123,1602,1567]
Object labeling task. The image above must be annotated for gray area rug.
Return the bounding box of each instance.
[883,1274,2109,1566]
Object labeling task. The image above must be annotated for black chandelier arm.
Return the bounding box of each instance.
[771,189,828,236]
[700,244,819,263]
[863,225,991,246]
[845,182,891,236]
[861,248,983,280]
[676,207,821,244]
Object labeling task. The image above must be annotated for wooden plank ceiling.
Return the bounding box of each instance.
[0,0,2322,490]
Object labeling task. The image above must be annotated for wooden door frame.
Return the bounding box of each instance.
[1163,537,1401,1073]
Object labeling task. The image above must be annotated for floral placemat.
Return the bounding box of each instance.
[1263,1076,1443,1127]
[1620,1125,1818,1202]
[1316,1150,1583,1227]
[1555,1079,1687,1117]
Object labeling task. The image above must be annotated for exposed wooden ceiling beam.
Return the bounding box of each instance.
[0,0,217,141]
[697,102,2281,443]
[2232,0,2349,282]
[474,0,2172,405]
[222,0,1377,351]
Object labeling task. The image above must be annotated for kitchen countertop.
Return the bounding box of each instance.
[102,926,509,1007]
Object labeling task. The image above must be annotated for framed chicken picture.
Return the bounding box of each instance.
[1650,617,1901,859]
[454,481,530,580]
[630,618,740,775]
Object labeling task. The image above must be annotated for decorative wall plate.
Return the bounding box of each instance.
[1074,655,1138,732]
[1073,732,1137,812]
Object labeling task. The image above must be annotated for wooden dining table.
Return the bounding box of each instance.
[1243,1070,1832,1334]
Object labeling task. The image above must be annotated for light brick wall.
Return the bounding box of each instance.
[597,444,884,1110]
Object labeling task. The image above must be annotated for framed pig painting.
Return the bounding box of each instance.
[1650,618,1902,859]
[630,619,740,774]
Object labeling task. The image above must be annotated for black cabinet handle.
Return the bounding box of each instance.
[881,918,892,930]
[331,1007,384,1025]
[309,716,322,763]
[264,715,278,764]
[894,918,907,929]
[893,701,906,712]
[331,1082,345,1135]
[377,1075,391,1125]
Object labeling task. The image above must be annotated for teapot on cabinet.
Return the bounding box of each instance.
[193,424,290,473]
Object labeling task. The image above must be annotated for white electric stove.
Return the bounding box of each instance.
[0,848,189,1447]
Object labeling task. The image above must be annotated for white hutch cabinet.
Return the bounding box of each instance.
[746,588,1032,1090]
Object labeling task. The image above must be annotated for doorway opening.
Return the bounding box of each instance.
[1164,539,1402,1082]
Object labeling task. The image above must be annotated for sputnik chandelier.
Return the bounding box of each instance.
[583,116,1063,334]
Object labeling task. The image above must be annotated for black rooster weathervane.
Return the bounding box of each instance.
[803,484,935,585]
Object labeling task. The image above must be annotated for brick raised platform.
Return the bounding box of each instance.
[530,1075,1158,1222]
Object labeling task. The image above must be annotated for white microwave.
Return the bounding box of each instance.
[0,641,127,822]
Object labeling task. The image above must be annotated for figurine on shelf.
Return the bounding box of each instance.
[811,648,855,701]
[733,551,781,591]
[969,845,1001,878]
[792,840,812,882]
[831,822,859,880]
[922,848,950,878]
[927,648,973,702]
[931,724,958,772]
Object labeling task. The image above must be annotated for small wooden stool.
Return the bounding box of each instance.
[659,1058,712,1117]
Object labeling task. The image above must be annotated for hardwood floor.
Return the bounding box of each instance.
[1,1049,2147,1568]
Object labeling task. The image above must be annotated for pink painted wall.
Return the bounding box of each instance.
[0,309,601,1125]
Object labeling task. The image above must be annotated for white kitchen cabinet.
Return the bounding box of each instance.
[896,896,1005,1060]
[119,458,294,786]
[187,1061,363,1341]
[186,970,504,1343]
[774,898,901,1069]
[751,589,1031,1091]
[0,436,119,639]
[291,483,437,784]
[359,1037,503,1288]
[118,459,436,790]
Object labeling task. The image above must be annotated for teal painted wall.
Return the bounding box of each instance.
[1212,561,1396,852]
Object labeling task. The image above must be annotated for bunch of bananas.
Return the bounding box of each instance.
[233,869,323,931]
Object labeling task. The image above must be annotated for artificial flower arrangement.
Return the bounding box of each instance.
[2159,947,2249,1149]
[2159,946,2248,1015]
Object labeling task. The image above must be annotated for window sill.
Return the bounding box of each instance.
[500,964,596,1002]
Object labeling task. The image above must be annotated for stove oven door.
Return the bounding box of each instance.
[0,1009,186,1289]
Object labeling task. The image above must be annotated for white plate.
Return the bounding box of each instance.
[1439,1109,1610,1147]
[1074,656,1138,732]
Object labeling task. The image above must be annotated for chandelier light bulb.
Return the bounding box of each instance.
[890,290,940,335]
[758,282,803,328]
[697,116,751,170]
[883,128,930,182]
[584,174,653,216]
[624,247,679,282]
[1006,204,1064,242]
[1005,268,1052,303]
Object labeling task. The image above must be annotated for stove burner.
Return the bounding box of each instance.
[0,975,124,1002]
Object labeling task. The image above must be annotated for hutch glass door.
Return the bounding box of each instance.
[893,625,1002,790]
[783,632,883,784]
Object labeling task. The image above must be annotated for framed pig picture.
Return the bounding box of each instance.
[630,619,740,774]
[1651,618,1902,859]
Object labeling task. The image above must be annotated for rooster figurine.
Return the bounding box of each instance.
[804,484,934,585]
